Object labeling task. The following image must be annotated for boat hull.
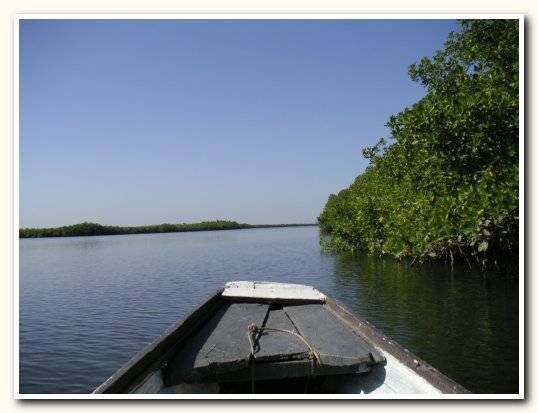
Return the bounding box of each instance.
[94,281,469,395]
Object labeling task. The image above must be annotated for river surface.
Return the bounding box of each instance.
[19,226,518,394]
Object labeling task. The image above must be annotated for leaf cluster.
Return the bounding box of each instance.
[318,20,519,270]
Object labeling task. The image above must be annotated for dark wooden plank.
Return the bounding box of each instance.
[215,357,375,383]
[254,307,310,362]
[167,304,328,384]
[165,302,269,384]
[166,302,386,385]
[284,304,381,368]
[222,359,315,383]
[165,301,391,386]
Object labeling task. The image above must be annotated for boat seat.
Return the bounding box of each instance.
[164,302,384,385]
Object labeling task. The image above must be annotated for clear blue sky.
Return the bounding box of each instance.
[20,19,458,227]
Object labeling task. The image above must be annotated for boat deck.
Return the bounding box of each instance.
[164,301,385,386]
[94,282,469,395]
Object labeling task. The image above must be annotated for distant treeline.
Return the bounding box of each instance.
[19,221,317,238]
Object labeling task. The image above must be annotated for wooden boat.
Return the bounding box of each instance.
[94,281,469,395]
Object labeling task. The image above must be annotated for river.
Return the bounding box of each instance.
[19,226,518,394]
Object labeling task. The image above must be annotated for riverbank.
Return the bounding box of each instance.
[19,220,318,238]
[318,20,519,271]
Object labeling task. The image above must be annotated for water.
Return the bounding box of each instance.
[19,226,518,394]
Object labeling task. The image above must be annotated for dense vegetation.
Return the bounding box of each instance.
[318,20,519,270]
[19,221,316,238]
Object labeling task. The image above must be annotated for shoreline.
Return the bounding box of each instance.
[19,221,318,239]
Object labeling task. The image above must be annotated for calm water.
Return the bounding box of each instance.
[19,227,518,394]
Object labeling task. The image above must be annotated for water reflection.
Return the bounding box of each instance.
[19,228,518,394]
[330,253,518,394]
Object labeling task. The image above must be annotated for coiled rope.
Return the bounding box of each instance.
[247,323,322,394]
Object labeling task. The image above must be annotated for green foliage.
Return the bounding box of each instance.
[19,221,316,238]
[318,20,519,270]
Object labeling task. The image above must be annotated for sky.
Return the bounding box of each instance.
[19,19,459,227]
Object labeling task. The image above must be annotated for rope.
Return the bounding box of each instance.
[247,323,322,394]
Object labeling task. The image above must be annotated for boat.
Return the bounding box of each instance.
[93,281,469,395]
